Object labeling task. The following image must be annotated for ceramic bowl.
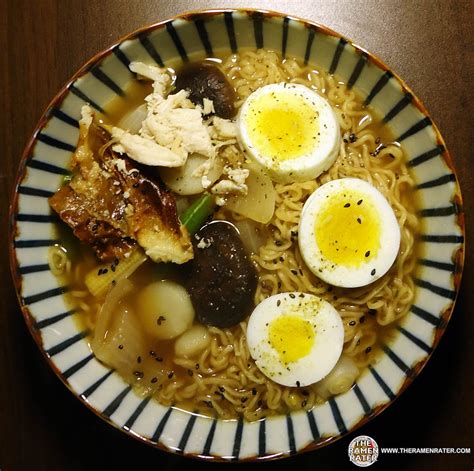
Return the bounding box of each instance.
[9,8,464,461]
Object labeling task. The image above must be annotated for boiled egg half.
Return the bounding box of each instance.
[238,83,340,183]
[299,178,400,288]
[246,292,344,387]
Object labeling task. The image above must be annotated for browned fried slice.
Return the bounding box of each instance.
[49,108,193,264]
[49,185,136,261]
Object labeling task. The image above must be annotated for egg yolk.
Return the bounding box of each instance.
[245,91,319,161]
[315,191,381,267]
[268,315,315,364]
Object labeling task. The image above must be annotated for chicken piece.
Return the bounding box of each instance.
[202,98,215,115]
[212,116,238,139]
[141,89,214,157]
[211,167,249,195]
[111,127,186,167]
[112,87,215,168]
[129,61,171,97]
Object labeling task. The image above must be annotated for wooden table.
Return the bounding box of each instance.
[2,1,473,469]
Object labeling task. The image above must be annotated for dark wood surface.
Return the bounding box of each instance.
[2,1,473,470]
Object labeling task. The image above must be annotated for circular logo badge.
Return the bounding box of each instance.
[348,435,379,467]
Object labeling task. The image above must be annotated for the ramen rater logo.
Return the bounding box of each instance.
[348,435,379,467]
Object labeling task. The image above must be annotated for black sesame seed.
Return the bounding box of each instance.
[344,203,351,208]
[149,350,156,357]
[168,372,174,379]
[349,320,356,326]
[277,300,281,307]
[275,240,282,247]
[137,356,141,364]
[195,363,200,370]
[118,344,124,350]
[155,356,163,362]
[365,250,370,257]
[289,293,296,299]
[133,371,144,379]
[371,268,376,276]
[357,218,361,224]
[151,377,158,383]
[365,346,372,353]
[296,381,301,387]
[357,199,363,205]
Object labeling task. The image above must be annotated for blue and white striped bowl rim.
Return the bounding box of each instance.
[9,9,464,461]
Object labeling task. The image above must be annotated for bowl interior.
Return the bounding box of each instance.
[10,9,464,461]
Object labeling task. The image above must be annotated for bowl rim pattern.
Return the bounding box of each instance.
[8,7,465,462]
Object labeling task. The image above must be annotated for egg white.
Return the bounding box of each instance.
[238,83,340,183]
[298,178,401,288]
[246,292,344,387]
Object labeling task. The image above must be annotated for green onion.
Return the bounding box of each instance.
[62,173,73,185]
[153,194,215,278]
[180,193,215,235]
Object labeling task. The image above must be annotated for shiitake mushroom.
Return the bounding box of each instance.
[187,221,257,328]
[175,61,236,119]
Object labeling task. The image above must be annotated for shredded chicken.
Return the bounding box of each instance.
[111,127,186,167]
[212,117,238,139]
[202,98,215,115]
[211,166,249,205]
[129,61,170,96]
[112,63,247,195]
[141,90,214,157]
